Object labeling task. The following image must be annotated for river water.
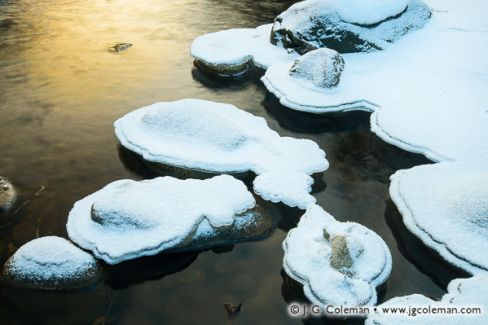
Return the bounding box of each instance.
[0,0,464,324]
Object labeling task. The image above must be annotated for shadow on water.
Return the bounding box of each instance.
[262,93,371,134]
[384,199,470,289]
[106,252,199,289]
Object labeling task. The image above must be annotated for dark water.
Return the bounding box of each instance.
[0,0,466,324]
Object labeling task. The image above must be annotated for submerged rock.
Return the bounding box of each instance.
[366,274,488,324]
[114,98,328,209]
[67,175,276,264]
[282,205,392,307]
[0,177,17,218]
[1,236,102,290]
[270,0,431,54]
[191,24,298,77]
[289,48,345,88]
[390,162,488,274]
[109,42,132,53]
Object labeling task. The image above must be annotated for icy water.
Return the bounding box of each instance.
[0,0,468,324]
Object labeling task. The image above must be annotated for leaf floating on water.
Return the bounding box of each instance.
[224,302,242,321]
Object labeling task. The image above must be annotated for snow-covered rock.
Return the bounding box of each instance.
[282,205,392,307]
[365,274,488,324]
[289,48,345,88]
[264,0,488,162]
[2,236,102,290]
[270,0,431,54]
[191,24,299,76]
[390,162,488,274]
[335,0,409,26]
[0,177,17,218]
[114,99,328,209]
[67,175,276,264]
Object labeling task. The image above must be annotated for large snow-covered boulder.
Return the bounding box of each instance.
[191,24,299,77]
[282,205,392,307]
[270,0,431,54]
[67,175,276,264]
[366,274,488,324]
[0,177,17,218]
[289,48,345,88]
[390,162,488,274]
[114,99,328,209]
[2,236,102,290]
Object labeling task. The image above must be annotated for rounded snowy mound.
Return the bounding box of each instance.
[283,205,392,307]
[271,0,431,53]
[191,24,298,76]
[335,0,409,26]
[390,162,488,274]
[67,175,275,264]
[366,274,488,324]
[115,99,328,209]
[2,236,102,290]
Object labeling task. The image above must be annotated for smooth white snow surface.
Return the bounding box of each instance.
[283,205,392,306]
[390,162,488,274]
[366,274,488,324]
[263,0,488,162]
[115,99,328,209]
[335,0,409,25]
[191,24,299,73]
[3,236,99,285]
[67,175,257,264]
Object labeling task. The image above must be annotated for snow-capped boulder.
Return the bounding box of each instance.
[282,205,392,307]
[289,48,345,88]
[191,24,299,76]
[114,99,328,209]
[270,0,431,54]
[67,175,276,264]
[0,177,17,218]
[390,162,488,274]
[1,236,102,290]
[366,274,488,324]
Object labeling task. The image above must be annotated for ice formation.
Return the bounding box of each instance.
[67,175,275,264]
[114,99,328,209]
[191,24,299,76]
[390,162,488,274]
[365,274,488,324]
[264,0,488,162]
[2,236,102,290]
[0,176,17,218]
[282,205,392,306]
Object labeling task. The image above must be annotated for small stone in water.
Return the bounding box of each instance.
[330,236,353,271]
[109,43,133,53]
[0,177,17,218]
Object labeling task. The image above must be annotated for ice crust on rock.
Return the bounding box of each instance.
[270,0,430,54]
[115,99,328,209]
[390,162,488,274]
[365,274,488,324]
[2,236,102,290]
[191,24,299,76]
[289,48,345,89]
[264,0,488,162]
[0,176,17,218]
[283,205,392,307]
[67,175,274,264]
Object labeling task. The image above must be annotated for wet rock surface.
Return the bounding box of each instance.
[0,177,17,218]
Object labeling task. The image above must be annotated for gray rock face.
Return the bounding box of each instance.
[0,177,17,218]
[2,236,103,290]
[270,0,431,54]
[289,48,345,88]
